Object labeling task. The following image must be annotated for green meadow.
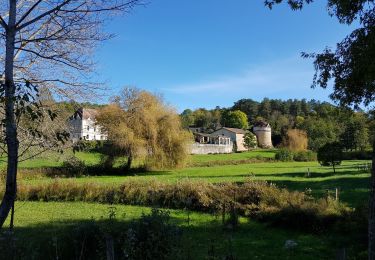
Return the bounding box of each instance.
[15,150,370,207]
[5,202,346,259]
[1,149,371,258]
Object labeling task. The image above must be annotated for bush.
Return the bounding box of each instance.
[124,209,181,259]
[0,209,181,259]
[73,140,106,153]
[61,157,86,177]
[282,129,308,151]
[293,150,317,162]
[274,149,293,161]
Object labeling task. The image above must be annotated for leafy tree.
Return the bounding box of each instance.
[340,112,369,151]
[97,88,191,171]
[282,129,308,151]
[301,116,340,151]
[221,110,249,129]
[180,109,195,128]
[244,132,258,150]
[265,0,375,256]
[259,98,272,119]
[232,99,259,122]
[317,142,343,174]
[193,108,213,128]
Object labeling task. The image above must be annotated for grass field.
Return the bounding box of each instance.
[5,201,340,259]
[0,149,370,258]
[19,159,370,207]
[4,150,276,169]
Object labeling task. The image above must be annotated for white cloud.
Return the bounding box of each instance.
[162,56,315,96]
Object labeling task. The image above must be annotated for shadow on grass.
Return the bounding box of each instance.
[271,176,370,207]
[252,170,369,178]
[2,215,340,260]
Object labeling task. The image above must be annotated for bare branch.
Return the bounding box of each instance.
[15,0,43,28]
[0,15,7,29]
[17,0,72,31]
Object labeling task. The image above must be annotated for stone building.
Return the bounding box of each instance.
[253,121,273,148]
[69,108,107,142]
[212,127,247,152]
[191,132,232,154]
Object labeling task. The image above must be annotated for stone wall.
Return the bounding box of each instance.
[191,143,233,155]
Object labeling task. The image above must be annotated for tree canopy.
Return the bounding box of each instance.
[97,88,191,170]
[221,110,249,129]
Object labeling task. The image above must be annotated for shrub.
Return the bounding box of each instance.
[61,157,86,177]
[123,209,181,259]
[282,129,308,151]
[293,150,317,162]
[0,209,181,259]
[274,149,293,161]
[73,140,106,153]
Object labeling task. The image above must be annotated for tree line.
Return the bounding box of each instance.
[181,98,374,152]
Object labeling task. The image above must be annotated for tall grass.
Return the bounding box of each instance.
[11,179,351,232]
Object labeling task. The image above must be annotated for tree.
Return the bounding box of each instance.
[264,0,375,257]
[340,112,370,151]
[180,109,195,128]
[317,142,343,174]
[97,88,191,170]
[221,110,249,129]
[193,108,213,128]
[232,98,259,122]
[0,0,140,229]
[282,129,308,151]
[301,116,340,151]
[243,131,257,150]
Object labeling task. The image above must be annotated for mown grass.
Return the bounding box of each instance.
[3,150,276,168]
[5,201,339,259]
[190,149,276,163]
[0,152,102,168]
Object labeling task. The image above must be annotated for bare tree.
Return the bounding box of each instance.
[0,0,140,228]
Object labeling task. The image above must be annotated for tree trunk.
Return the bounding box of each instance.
[126,154,133,172]
[369,139,375,260]
[0,0,19,229]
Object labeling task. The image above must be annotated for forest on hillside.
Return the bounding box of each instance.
[180,98,375,151]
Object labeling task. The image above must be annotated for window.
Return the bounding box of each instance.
[87,126,89,131]
[86,135,89,139]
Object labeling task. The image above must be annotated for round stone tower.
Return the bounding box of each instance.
[253,121,273,148]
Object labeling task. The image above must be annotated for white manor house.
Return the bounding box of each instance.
[69,108,107,142]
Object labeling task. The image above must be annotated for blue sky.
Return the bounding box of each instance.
[94,0,354,111]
